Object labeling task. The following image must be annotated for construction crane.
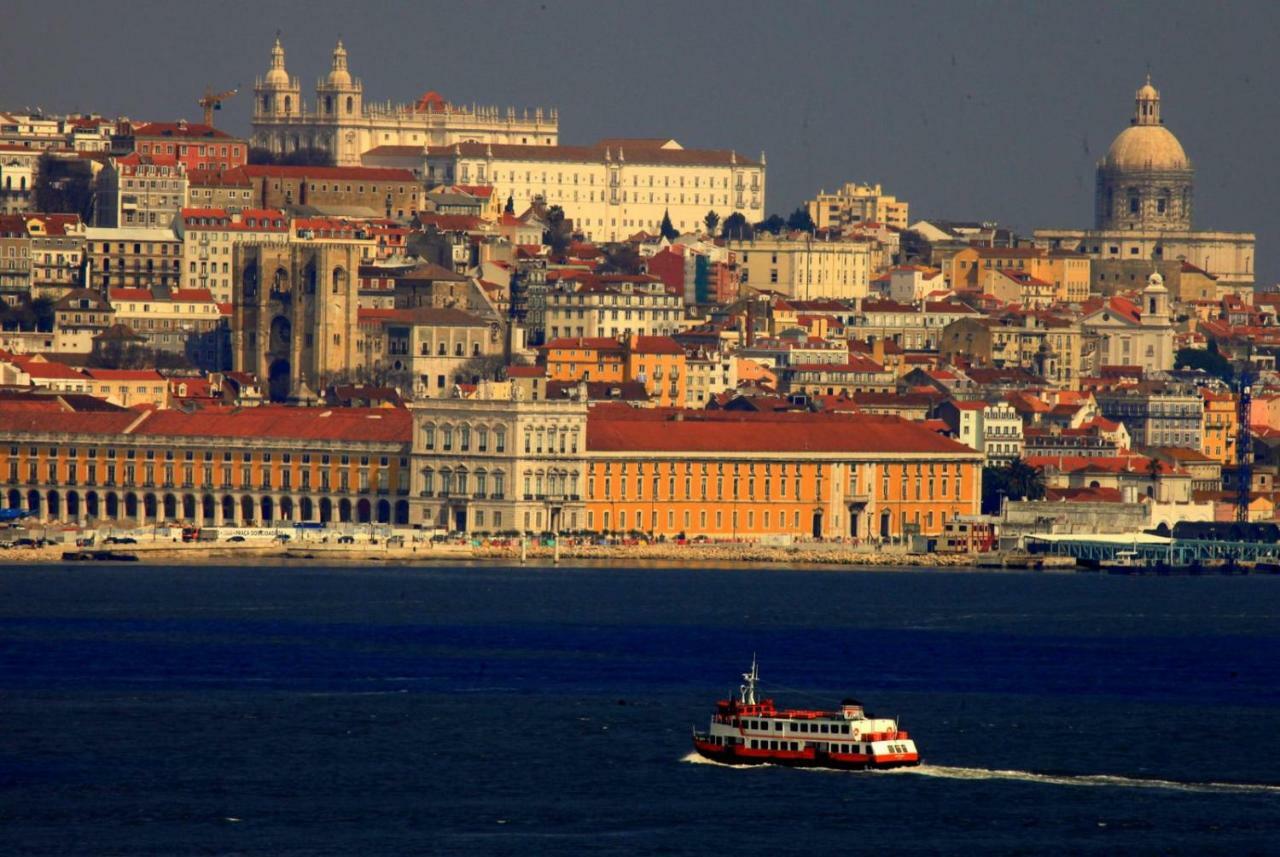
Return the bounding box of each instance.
[1235,348,1255,523]
[197,87,238,127]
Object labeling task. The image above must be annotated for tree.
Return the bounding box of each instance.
[703,210,720,236]
[31,297,55,332]
[1176,343,1233,383]
[659,209,679,241]
[33,153,93,218]
[247,146,335,167]
[786,206,815,233]
[720,212,751,240]
[543,204,572,256]
[600,243,642,274]
[454,352,508,385]
[755,214,786,235]
[981,458,1046,514]
[504,193,515,215]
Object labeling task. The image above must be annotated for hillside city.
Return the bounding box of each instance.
[0,39,1275,553]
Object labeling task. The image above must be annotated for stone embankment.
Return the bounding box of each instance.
[473,541,977,567]
[0,538,978,568]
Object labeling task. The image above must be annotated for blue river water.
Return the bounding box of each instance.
[1,561,1278,855]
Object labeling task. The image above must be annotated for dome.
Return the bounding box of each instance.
[326,40,352,87]
[264,37,290,87]
[1102,124,1190,172]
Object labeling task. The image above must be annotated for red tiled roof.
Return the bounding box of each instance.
[132,122,235,140]
[82,369,165,381]
[108,288,155,302]
[131,406,410,443]
[587,410,978,456]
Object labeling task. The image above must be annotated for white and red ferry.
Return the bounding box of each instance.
[692,658,920,770]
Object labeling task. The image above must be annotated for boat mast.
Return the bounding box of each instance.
[739,655,759,705]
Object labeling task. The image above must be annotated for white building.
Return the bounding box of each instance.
[251,38,557,166]
[410,381,587,534]
[729,234,871,301]
[544,273,685,341]
[365,138,766,242]
[1081,272,1174,374]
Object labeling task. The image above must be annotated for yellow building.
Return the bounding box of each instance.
[1201,389,1237,465]
[806,182,909,231]
[365,138,765,242]
[584,409,981,541]
[729,234,871,300]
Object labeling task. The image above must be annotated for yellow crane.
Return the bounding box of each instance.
[197,87,238,127]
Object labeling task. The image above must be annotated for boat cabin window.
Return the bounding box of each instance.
[789,722,797,732]
[820,724,829,733]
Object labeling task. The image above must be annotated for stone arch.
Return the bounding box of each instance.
[143,493,157,522]
[27,489,42,518]
[299,496,314,521]
[85,491,100,519]
[163,493,178,520]
[394,500,409,525]
[284,95,292,115]
[6,489,20,510]
[268,358,291,402]
[66,490,80,519]
[46,490,61,520]
[279,496,294,521]
[269,315,292,352]
[241,495,255,522]
[221,495,236,522]
[202,494,216,522]
[345,95,354,114]
[319,497,333,523]
[375,499,390,524]
[356,498,371,523]
[324,94,333,114]
[271,267,290,295]
[106,492,120,519]
[261,496,274,522]
[182,494,197,521]
[338,498,352,522]
[331,266,348,295]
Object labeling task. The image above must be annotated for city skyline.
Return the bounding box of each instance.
[3,0,1277,282]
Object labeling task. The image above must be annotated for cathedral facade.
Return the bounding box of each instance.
[250,38,558,166]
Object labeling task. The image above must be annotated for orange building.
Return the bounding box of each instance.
[1200,389,1237,465]
[0,403,412,527]
[583,407,981,541]
[542,335,687,407]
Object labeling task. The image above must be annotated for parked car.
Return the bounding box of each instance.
[386,535,405,547]
[337,535,355,544]
[227,535,246,543]
[104,536,138,545]
[272,534,291,543]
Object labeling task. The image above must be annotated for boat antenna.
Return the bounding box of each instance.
[739,654,759,705]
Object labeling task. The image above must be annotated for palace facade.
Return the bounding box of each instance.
[251,38,558,166]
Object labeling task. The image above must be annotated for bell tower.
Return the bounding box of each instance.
[314,40,364,163]
[254,36,301,122]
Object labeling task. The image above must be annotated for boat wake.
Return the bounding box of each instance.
[680,754,1280,795]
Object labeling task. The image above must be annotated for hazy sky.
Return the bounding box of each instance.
[4,0,1277,283]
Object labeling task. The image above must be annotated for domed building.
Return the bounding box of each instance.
[1095,76,1194,231]
[1035,76,1255,300]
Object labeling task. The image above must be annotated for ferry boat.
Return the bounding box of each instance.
[692,659,919,770]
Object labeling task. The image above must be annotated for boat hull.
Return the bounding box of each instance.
[693,739,919,770]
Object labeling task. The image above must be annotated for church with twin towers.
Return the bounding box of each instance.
[251,36,559,166]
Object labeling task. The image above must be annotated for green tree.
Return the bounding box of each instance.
[600,243,642,274]
[755,214,785,235]
[981,458,1046,514]
[543,205,572,256]
[720,212,751,240]
[703,210,720,235]
[1176,343,1233,383]
[786,206,815,232]
[504,193,515,215]
[247,146,335,167]
[31,297,55,332]
[33,153,93,218]
[659,209,679,241]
